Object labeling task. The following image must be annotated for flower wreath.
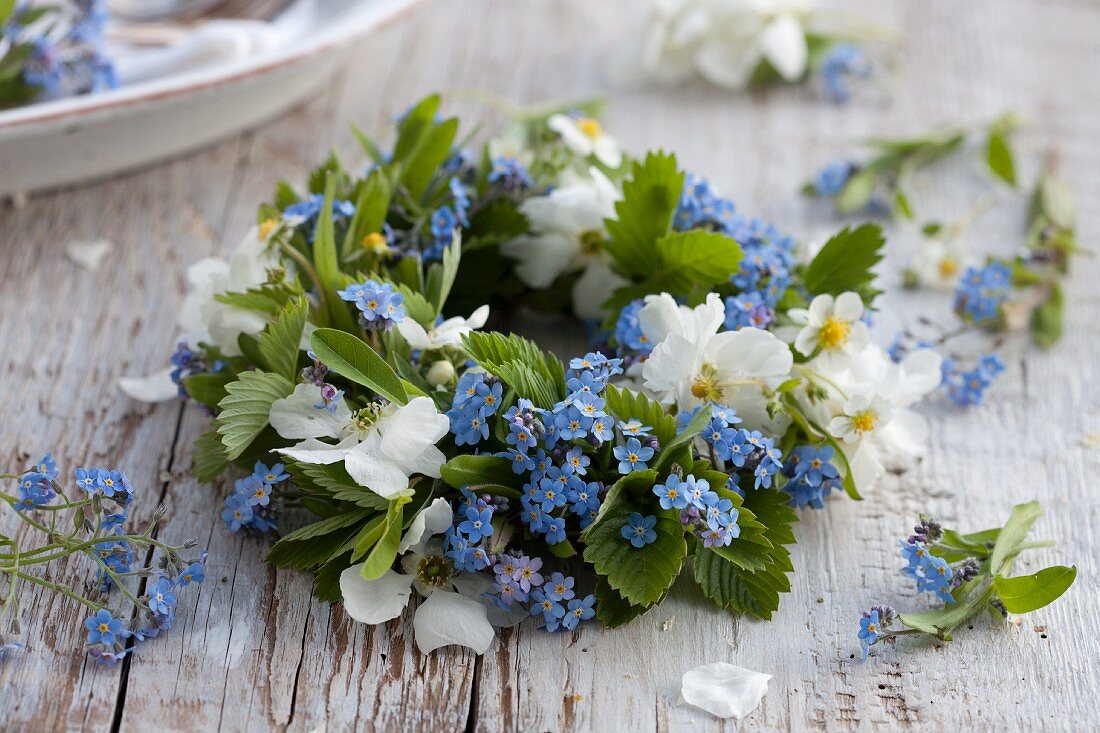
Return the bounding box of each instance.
[114,93,948,655]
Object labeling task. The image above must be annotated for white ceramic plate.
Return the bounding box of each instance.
[0,0,424,197]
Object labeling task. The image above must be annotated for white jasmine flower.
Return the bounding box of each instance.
[790,292,870,371]
[396,305,490,351]
[273,394,449,500]
[500,167,625,317]
[178,225,285,357]
[642,0,817,90]
[548,113,623,168]
[681,662,771,719]
[641,293,793,429]
[339,499,497,655]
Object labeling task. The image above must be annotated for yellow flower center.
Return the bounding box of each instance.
[362,231,390,255]
[258,219,278,239]
[99,623,109,632]
[938,257,959,279]
[852,410,878,433]
[577,118,601,139]
[818,316,851,350]
[691,364,725,402]
[416,555,453,588]
[868,622,877,633]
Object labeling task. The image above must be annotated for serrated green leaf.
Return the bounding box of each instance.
[191,425,230,483]
[462,331,566,407]
[604,151,684,277]
[594,576,652,628]
[651,230,743,293]
[214,283,299,314]
[802,223,885,300]
[994,565,1076,614]
[583,499,686,606]
[603,384,678,449]
[216,371,294,459]
[259,296,308,382]
[266,508,373,570]
[310,328,407,405]
[181,372,235,410]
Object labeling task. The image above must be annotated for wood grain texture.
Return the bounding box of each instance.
[1,0,1098,730]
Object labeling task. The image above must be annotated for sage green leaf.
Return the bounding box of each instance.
[259,296,308,382]
[583,499,686,606]
[440,454,522,491]
[655,405,710,471]
[359,500,406,580]
[994,565,1076,614]
[310,328,407,405]
[802,223,884,299]
[216,371,294,459]
[990,501,1042,573]
[899,582,991,640]
[986,129,1017,186]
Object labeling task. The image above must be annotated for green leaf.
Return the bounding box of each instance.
[893,189,914,219]
[310,328,407,405]
[266,509,373,570]
[359,499,406,580]
[313,175,358,332]
[191,425,230,483]
[314,552,353,602]
[343,168,391,253]
[899,579,991,639]
[650,230,743,293]
[986,129,1017,186]
[836,169,876,213]
[994,565,1076,614]
[990,501,1043,573]
[181,372,236,410]
[440,455,523,492]
[395,284,437,327]
[1031,282,1064,348]
[802,223,885,299]
[603,384,678,450]
[402,117,459,200]
[461,331,566,407]
[583,499,687,606]
[655,406,710,471]
[216,371,294,459]
[594,576,652,628]
[259,296,308,382]
[604,151,684,277]
[425,234,462,314]
[214,283,299,314]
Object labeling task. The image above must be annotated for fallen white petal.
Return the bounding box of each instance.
[118,367,178,402]
[339,566,413,625]
[66,239,114,272]
[412,590,495,655]
[681,662,771,719]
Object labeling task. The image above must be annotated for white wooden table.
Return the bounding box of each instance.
[1,1,1097,729]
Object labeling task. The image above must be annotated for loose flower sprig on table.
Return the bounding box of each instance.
[1,455,208,666]
[858,502,1075,659]
[0,0,116,110]
[640,0,886,102]
[806,113,1020,218]
[889,165,1079,407]
[113,93,972,654]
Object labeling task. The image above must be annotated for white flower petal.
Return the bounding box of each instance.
[340,566,413,624]
[413,590,495,655]
[66,239,113,272]
[398,498,454,554]
[708,327,793,379]
[344,451,412,499]
[396,318,433,351]
[833,291,865,321]
[269,383,352,440]
[681,662,771,719]
[759,13,808,81]
[275,436,358,465]
[118,367,179,403]
[501,232,578,289]
[573,260,627,320]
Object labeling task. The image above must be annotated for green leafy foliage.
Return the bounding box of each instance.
[357,499,407,580]
[313,176,358,332]
[440,455,523,495]
[182,372,236,410]
[603,385,678,450]
[258,296,308,382]
[594,576,653,628]
[986,129,1016,186]
[604,151,684,277]
[267,509,374,570]
[994,565,1076,614]
[310,328,408,405]
[216,371,294,460]
[802,223,885,301]
[461,331,566,407]
[191,425,230,483]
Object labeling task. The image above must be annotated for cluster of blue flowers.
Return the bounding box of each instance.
[812,160,857,196]
[941,353,1005,407]
[14,453,59,511]
[444,489,499,573]
[898,518,955,603]
[221,462,288,534]
[338,279,407,332]
[282,193,356,240]
[820,43,870,105]
[73,465,139,591]
[169,339,226,398]
[781,445,843,509]
[679,403,783,492]
[447,372,504,446]
[425,175,471,260]
[611,299,653,361]
[4,0,117,102]
[954,261,1012,324]
[487,156,534,191]
[654,472,741,548]
[857,604,897,659]
[485,552,596,632]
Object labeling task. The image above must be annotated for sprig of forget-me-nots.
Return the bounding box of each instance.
[1,454,207,666]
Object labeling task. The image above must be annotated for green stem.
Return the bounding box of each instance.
[12,571,100,612]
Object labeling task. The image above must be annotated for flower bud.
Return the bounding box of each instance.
[426,360,456,387]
